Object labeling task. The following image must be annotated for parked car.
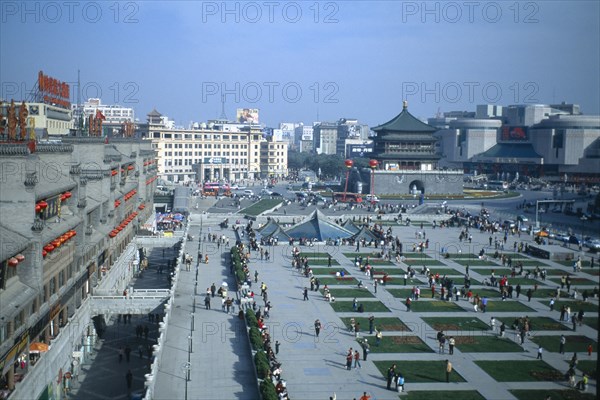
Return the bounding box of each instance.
[516,215,529,223]
[270,192,282,197]
[365,194,380,203]
[583,237,600,251]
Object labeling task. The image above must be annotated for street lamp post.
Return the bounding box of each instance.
[342,159,353,202]
[580,216,588,248]
[369,159,378,205]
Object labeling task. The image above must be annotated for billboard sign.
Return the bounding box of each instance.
[236,108,259,124]
[38,71,70,109]
[347,143,374,157]
[500,126,528,141]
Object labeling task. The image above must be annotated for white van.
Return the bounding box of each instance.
[243,189,254,196]
[365,194,380,202]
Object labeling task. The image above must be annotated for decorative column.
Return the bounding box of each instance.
[369,159,378,204]
[343,159,353,202]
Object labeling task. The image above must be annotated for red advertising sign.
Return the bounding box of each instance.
[38,71,71,109]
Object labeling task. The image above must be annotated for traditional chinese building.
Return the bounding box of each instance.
[372,101,440,171]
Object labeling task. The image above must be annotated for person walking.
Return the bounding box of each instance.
[537,345,543,360]
[559,335,566,354]
[314,319,322,338]
[446,360,453,383]
[448,336,455,355]
[346,352,353,370]
[124,345,131,363]
[354,350,361,369]
[275,341,280,355]
[368,315,375,334]
[118,347,124,363]
[396,373,405,393]
[362,339,370,361]
[303,287,309,301]
[125,370,133,390]
[386,364,397,390]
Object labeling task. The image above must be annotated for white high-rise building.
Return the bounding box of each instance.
[72,98,135,124]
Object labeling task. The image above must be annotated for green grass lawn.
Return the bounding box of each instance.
[504,277,542,285]
[305,259,340,266]
[319,288,374,298]
[471,268,513,276]
[581,268,598,276]
[340,317,411,332]
[374,360,466,383]
[343,252,387,259]
[484,301,535,312]
[240,199,283,216]
[317,277,359,286]
[421,317,490,331]
[577,360,597,377]
[368,259,396,266]
[444,253,479,259]
[387,288,416,299]
[515,260,551,267]
[544,300,598,312]
[454,335,525,353]
[368,267,405,275]
[556,260,592,267]
[475,360,564,382]
[453,259,500,267]
[359,335,433,353]
[311,267,348,275]
[549,277,598,286]
[511,390,597,400]
[298,252,332,258]
[530,288,569,298]
[402,252,433,258]
[409,301,465,312]
[582,317,598,330]
[531,335,597,353]
[468,288,503,298]
[402,391,485,400]
[497,316,570,331]
[330,300,390,313]
[424,268,463,276]
[404,259,447,266]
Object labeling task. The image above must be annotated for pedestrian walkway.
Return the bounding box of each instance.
[152,217,258,400]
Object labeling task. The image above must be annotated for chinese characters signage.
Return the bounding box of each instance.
[38,71,71,109]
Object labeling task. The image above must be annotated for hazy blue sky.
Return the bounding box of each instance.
[1,1,599,127]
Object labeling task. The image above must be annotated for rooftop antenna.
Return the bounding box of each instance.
[77,69,83,135]
[219,94,227,120]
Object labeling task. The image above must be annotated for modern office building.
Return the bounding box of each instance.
[0,101,74,137]
[312,122,338,155]
[146,111,288,183]
[0,135,157,399]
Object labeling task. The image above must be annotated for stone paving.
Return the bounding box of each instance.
[71,195,598,400]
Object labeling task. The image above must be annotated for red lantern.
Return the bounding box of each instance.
[128,165,134,170]
[109,231,117,238]
[111,170,118,176]
[15,254,25,262]
[42,250,47,258]
[344,159,354,169]
[44,244,55,252]
[8,258,18,267]
[369,159,378,169]
[52,239,61,248]
[38,200,48,210]
[35,204,41,213]
[64,192,72,199]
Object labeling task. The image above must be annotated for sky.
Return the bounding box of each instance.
[1,1,599,127]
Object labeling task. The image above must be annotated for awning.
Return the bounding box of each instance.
[0,280,37,324]
[0,225,31,262]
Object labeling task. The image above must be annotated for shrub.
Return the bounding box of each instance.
[254,351,270,379]
[246,309,258,327]
[260,378,278,400]
[249,326,263,351]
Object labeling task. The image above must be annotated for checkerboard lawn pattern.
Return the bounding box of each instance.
[340,317,411,332]
[483,300,536,312]
[404,258,447,266]
[511,389,596,400]
[453,259,499,267]
[530,288,569,298]
[475,360,564,382]
[409,301,465,312]
[305,258,340,265]
[402,391,485,400]
[368,267,406,275]
[311,267,348,275]
[421,317,490,331]
[343,252,388,259]
[544,300,598,312]
[358,335,433,353]
[402,252,433,259]
[467,288,504,298]
[317,277,359,285]
[531,335,597,353]
[549,277,598,286]
[453,335,525,353]
[581,268,599,276]
[374,360,466,383]
[422,268,463,276]
[298,252,331,258]
[319,288,374,298]
[330,300,390,312]
[497,316,569,331]
[387,288,418,299]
